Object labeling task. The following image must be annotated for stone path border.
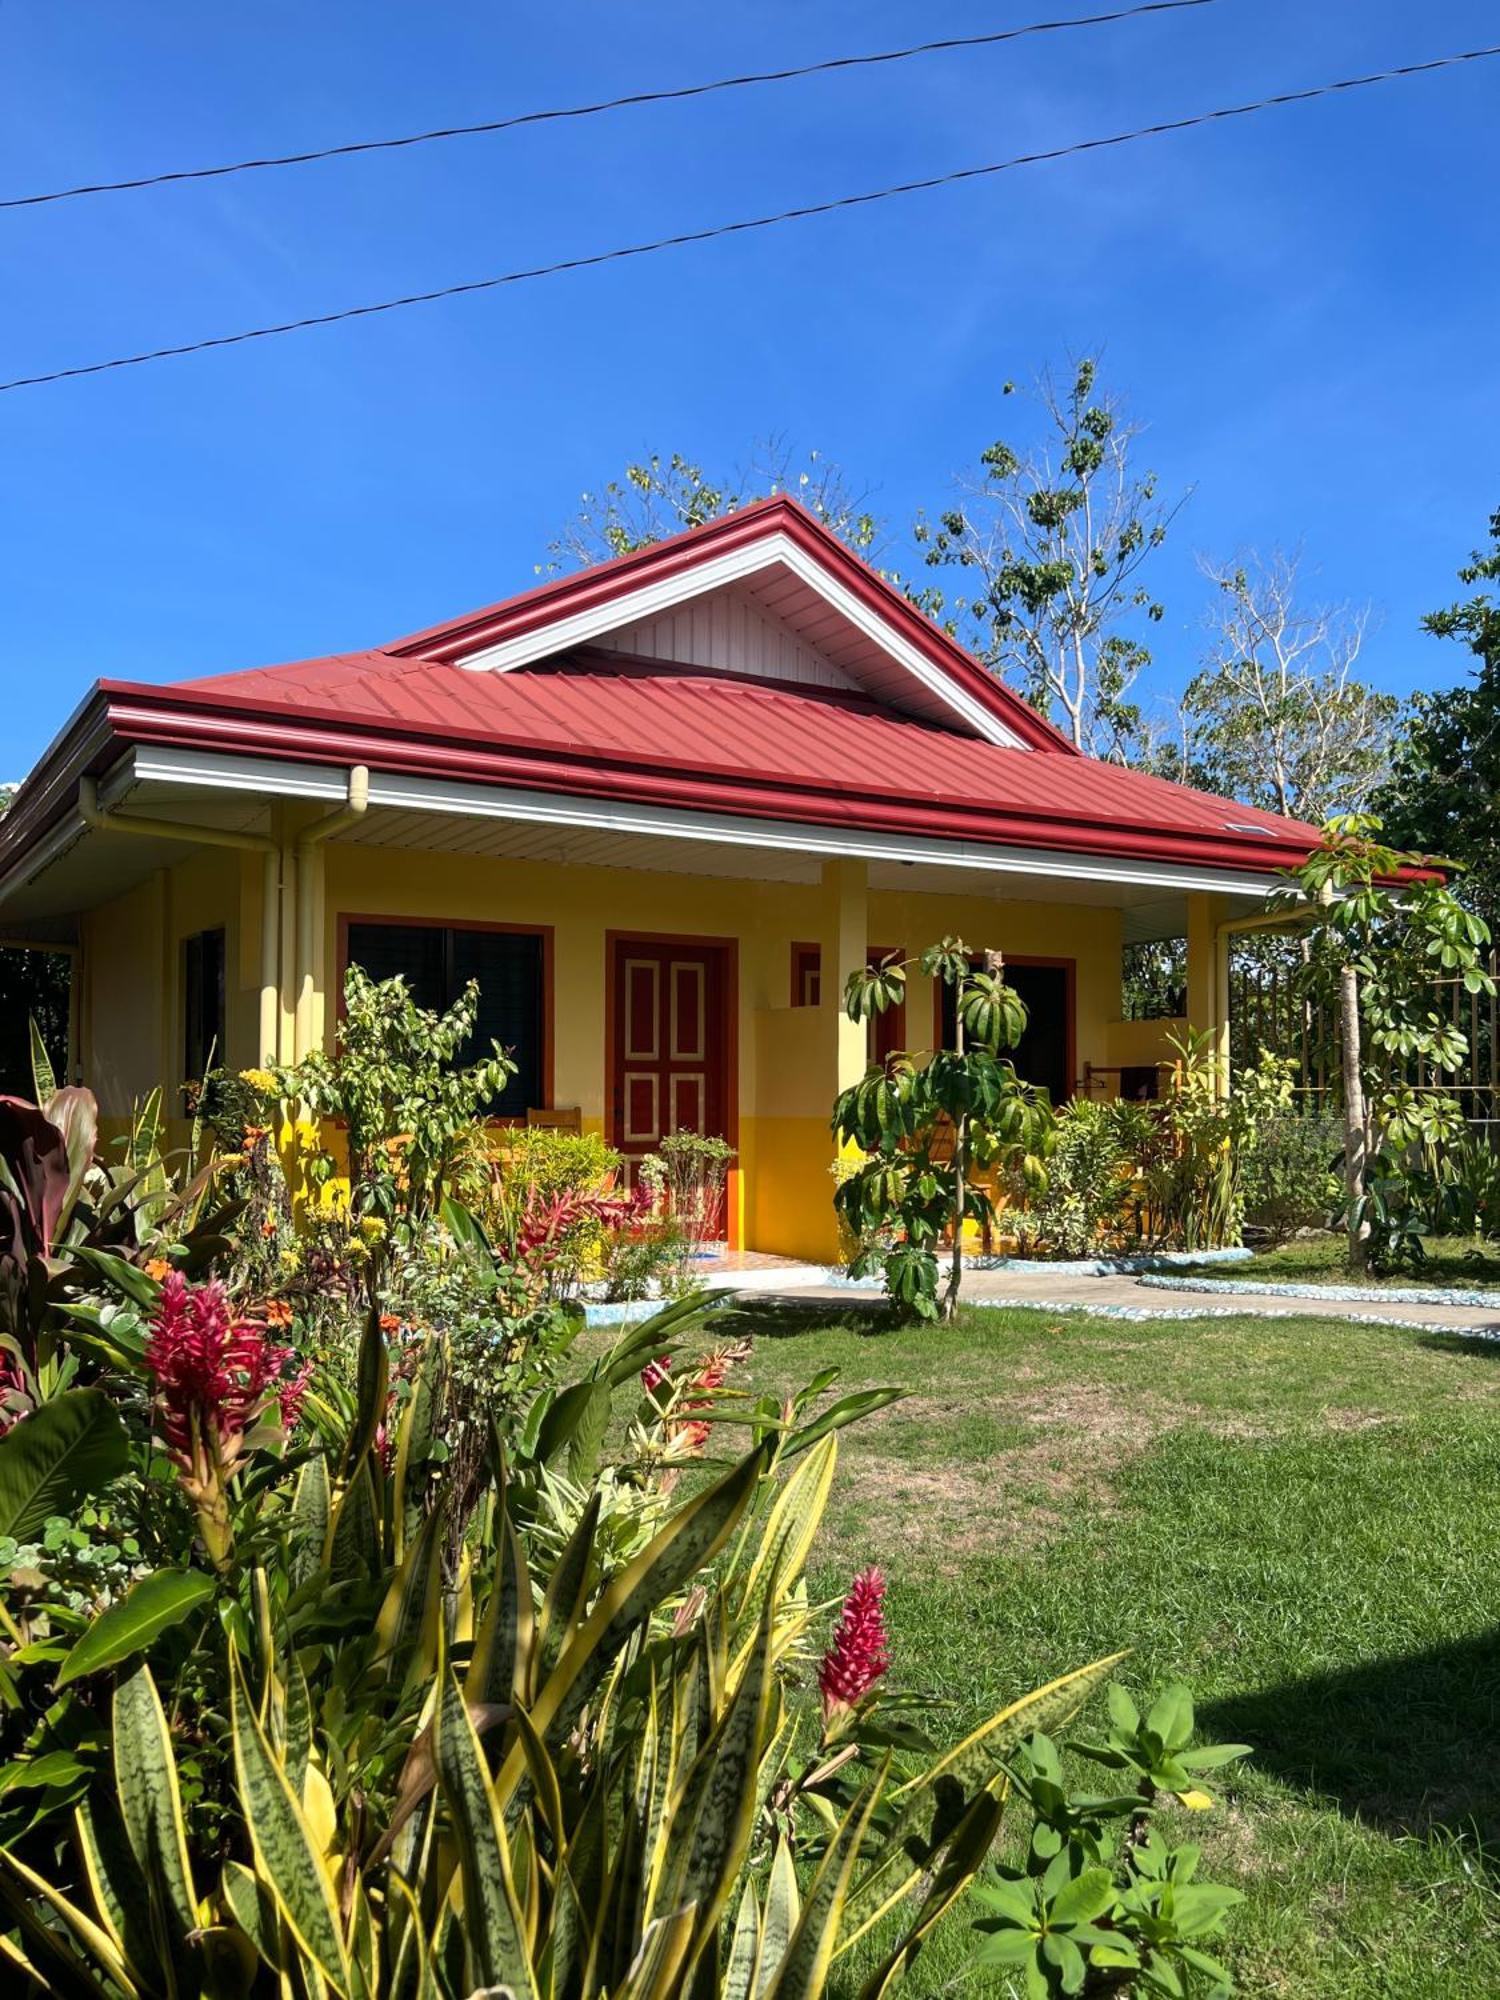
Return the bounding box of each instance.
[1139,1272,1500,1310]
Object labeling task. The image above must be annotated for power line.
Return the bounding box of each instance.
[1,0,1215,214]
[4,43,1496,395]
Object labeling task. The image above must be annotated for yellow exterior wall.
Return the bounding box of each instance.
[74,835,1215,1259]
[81,846,257,1139]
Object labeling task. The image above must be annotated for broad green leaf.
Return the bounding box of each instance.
[229,1655,349,1994]
[373,1503,444,1691]
[764,1776,883,2000]
[535,1490,599,1687]
[0,1387,129,1541]
[28,1017,56,1102]
[841,1652,1126,1951]
[113,1663,198,1992]
[431,1666,536,1998]
[724,1879,761,2000]
[498,1441,771,1803]
[289,1451,330,1589]
[339,1302,389,1483]
[57,1569,215,1687]
[0,1843,137,1997]
[661,1596,776,1958]
[862,1785,1010,2000]
[756,1840,801,1999]
[327,1456,380,1585]
[392,1337,442,1559]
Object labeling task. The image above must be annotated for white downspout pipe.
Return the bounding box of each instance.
[293,767,369,1061]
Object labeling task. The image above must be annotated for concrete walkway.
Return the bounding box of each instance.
[747,1264,1500,1337]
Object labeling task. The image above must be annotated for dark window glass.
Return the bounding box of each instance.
[939,961,1070,1103]
[183,928,226,1082]
[345,922,545,1118]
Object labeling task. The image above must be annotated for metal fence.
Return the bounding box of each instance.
[1228,932,1500,1133]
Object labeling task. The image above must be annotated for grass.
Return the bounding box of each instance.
[1175,1232,1500,1291]
[696,1297,1500,1997]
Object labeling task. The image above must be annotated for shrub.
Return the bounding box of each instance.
[1009,1100,1130,1257]
[1238,1110,1341,1245]
[483,1125,626,1299]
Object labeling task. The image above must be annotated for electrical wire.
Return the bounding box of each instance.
[3,43,1495,395]
[0,0,1215,213]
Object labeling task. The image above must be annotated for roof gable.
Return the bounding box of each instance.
[389,495,1073,754]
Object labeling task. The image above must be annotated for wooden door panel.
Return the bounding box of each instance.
[612,939,728,1163]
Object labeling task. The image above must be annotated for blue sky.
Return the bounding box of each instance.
[3,1,1497,773]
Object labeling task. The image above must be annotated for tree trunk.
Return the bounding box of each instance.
[944,1111,967,1321]
[1340,962,1370,1274]
[944,1001,967,1320]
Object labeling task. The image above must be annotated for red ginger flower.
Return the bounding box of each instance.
[641,1355,671,1397]
[278,1359,315,1432]
[819,1568,891,1723]
[145,1273,295,1565]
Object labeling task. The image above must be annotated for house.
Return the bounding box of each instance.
[0,497,1320,1260]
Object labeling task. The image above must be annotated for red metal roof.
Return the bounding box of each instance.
[0,495,1324,887]
[103,651,1319,874]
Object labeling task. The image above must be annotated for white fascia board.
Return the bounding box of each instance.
[451,529,1027,751]
[128,745,1283,901]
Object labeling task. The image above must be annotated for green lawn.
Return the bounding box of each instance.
[711,1299,1500,1997]
[1177,1232,1500,1291]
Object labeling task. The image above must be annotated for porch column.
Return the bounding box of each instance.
[1185,891,1230,1089]
[817,857,868,1094]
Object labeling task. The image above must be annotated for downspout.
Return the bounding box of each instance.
[77,775,283,1065]
[293,767,369,1061]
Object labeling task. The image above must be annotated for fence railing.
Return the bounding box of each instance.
[1229,935,1500,1133]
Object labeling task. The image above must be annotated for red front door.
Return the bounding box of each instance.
[611,939,729,1166]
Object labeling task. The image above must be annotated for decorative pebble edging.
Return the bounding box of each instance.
[1138,1273,1500,1309]
[966,1247,1254,1277]
[967,1295,1500,1339]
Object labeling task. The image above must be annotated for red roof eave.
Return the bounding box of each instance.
[96,680,1313,880]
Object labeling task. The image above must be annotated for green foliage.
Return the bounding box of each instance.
[0,1268,1137,1999]
[1378,506,1500,925]
[276,963,515,1227]
[1277,814,1497,1267]
[544,442,880,569]
[914,359,1178,757]
[969,1691,1249,1997]
[834,940,1055,1320]
[1237,1110,1342,1246]
[1011,1100,1130,1258]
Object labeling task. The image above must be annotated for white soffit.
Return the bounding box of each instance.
[453,529,1027,749]
[124,746,1282,902]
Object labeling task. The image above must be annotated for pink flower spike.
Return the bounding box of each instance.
[278,1359,315,1432]
[819,1568,891,1721]
[641,1355,672,1397]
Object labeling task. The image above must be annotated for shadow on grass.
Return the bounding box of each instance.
[1204,1629,1500,1851]
[1417,1332,1500,1361]
[713,1298,905,1340]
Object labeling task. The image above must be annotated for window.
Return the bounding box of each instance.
[344,921,546,1118]
[790,943,906,1064]
[183,927,226,1082]
[939,959,1072,1104]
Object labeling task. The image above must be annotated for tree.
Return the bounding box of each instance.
[1277,816,1493,1274]
[914,359,1184,758]
[1181,550,1396,822]
[543,439,880,571]
[833,941,1054,1321]
[1377,507,1500,925]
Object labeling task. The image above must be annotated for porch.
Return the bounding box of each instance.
[12,752,1272,1261]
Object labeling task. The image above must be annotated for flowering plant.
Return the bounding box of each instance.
[144,1271,298,1566]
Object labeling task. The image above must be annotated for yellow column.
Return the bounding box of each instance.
[1185,892,1230,1089]
[817,857,869,1096]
